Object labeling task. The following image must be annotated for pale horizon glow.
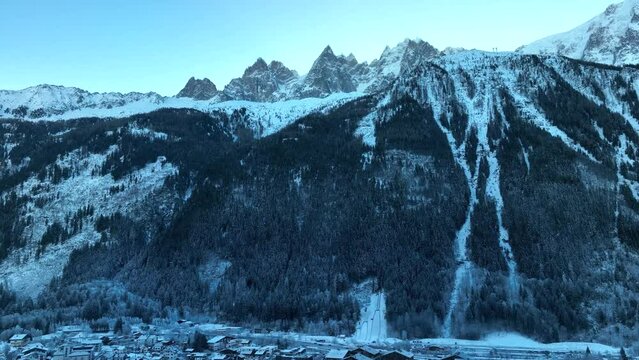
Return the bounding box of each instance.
[0,0,617,95]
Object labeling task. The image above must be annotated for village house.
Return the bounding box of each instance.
[207,335,234,351]
[21,343,48,360]
[325,349,349,360]
[96,345,127,360]
[136,334,158,349]
[349,354,372,360]
[9,333,32,347]
[219,348,239,359]
[346,347,381,359]
[253,347,275,359]
[188,352,208,360]
[59,326,85,336]
[228,339,250,348]
[73,339,103,353]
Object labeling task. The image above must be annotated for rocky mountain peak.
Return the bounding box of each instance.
[295,46,361,98]
[320,45,335,58]
[176,77,218,100]
[244,58,270,77]
[223,58,298,102]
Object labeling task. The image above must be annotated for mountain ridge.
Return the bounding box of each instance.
[3,32,639,345]
[519,0,639,65]
[0,39,440,121]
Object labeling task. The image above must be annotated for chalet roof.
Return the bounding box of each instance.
[239,347,257,355]
[326,349,349,359]
[361,347,381,356]
[10,333,31,341]
[380,351,413,359]
[22,343,47,354]
[281,347,305,355]
[208,335,231,344]
[351,354,373,360]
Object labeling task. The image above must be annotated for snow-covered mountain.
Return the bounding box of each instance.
[519,0,639,65]
[4,36,639,345]
[0,85,163,119]
[0,39,440,123]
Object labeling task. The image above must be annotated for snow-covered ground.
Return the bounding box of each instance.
[354,293,388,343]
[235,322,620,357]
[416,332,619,355]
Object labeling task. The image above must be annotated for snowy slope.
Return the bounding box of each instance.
[0,85,163,119]
[0,89,362,138]
[377,49,639,337]
[416,332,619,355]
[519,0,639,65]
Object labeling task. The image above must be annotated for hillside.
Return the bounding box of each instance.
[2,49,639,346]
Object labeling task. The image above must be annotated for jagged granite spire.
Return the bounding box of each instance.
[176,77,219,100]
[223,58,298,102]
[295,45,361,98]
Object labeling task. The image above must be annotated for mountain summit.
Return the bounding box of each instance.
[223,58,298,102]
[176,77,219,100]
[519,0,639,65]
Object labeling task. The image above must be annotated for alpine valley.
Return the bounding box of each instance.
[2,0,639,348]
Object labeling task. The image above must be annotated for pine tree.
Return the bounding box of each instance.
[113,318,123,334]
[620,347,628,360]
[192,331,208,352]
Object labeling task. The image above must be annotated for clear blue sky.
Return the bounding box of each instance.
[0,0,615,95]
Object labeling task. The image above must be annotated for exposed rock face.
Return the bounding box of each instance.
[295,46,364,98]
[176,77,219,100]
[519,0,639,66]
[223,58,298,102]
[365,39,441,92]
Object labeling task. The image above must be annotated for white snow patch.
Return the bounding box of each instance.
[0,147,177,297]
[519,140,531,174]
[417,332,618,355]
[128,126,168,141]
[355,113,377,148]
[486,150,518,293]
[1,91,363,139]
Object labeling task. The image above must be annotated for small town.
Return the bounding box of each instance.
[0,320,462,360]
[0,319,628,360]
